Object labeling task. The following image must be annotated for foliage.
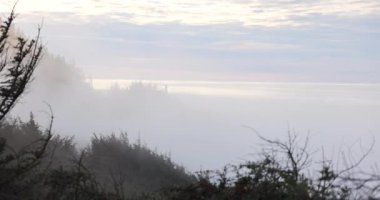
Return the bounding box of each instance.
[146,133,378,200]
[0,9,45,199]
[0,116,194,199]
[0,9,43,121]
[85,133,194,198]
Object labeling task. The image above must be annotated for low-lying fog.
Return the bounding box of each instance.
[11,54,380,171]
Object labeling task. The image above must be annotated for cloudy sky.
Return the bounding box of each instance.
[1,0,380,82]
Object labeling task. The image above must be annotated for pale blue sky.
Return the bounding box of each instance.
[1,0,380,82]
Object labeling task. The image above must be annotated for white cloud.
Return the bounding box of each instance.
[1,0,380,27]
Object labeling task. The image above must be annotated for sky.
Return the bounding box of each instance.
[1,0,380,82]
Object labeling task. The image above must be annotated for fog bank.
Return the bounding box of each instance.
[10,54,380,171]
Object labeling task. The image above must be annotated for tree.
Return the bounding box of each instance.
[0,9,47,199]
[0,9,43,121]
[155,132,378,200]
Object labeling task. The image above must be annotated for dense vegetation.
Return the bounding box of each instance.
[2,116,380,200]
[0,116,194,199]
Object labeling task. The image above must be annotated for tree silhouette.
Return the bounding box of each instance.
[0,9,43,121]
[0,9,47,199]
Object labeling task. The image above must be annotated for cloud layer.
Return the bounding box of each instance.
[1,0,379,82]
[1,0,380,27]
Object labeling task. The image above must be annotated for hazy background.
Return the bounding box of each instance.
[9,55,380,171]
[0,0,379,171]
